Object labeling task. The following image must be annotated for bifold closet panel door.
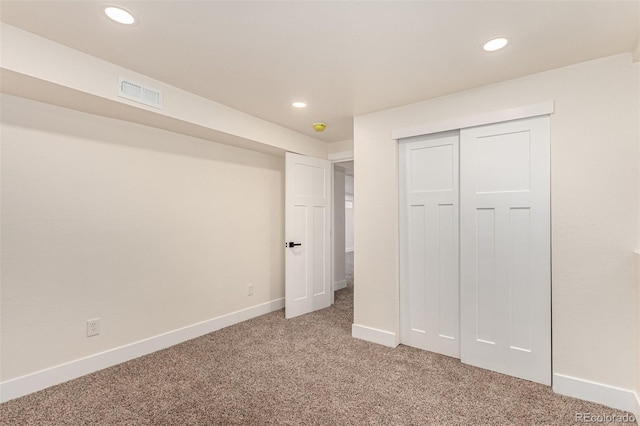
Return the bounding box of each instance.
[460,116,551,385]
[399,132,460,358]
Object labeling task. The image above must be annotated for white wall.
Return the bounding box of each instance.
[354,54,639,398]
[1,94,285,381]
[333,169,346,289]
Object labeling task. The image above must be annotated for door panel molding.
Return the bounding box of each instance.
[399,131,460,358]
[398,115,551,386]
[460,116,551,385]
[285,153,332,319]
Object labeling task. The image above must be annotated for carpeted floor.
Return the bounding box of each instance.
[1,279,635,425]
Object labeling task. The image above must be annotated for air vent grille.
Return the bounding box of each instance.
[118,77,163,109]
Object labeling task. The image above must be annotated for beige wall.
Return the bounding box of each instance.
[354,53,639,391]
[328,139,354,156]
[1,94,285,380]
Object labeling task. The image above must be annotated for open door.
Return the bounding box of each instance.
[285,152,332,319]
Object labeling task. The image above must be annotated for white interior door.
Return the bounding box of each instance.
[285,152,332,319]
[460,116,551,385]
[399,131,460,358]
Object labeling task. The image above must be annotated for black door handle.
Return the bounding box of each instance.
[287,242,302,248]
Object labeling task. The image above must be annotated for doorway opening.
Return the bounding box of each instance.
[333,160,354,293]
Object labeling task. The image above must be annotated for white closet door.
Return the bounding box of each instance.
[460,116,550,385]
[400,132,460,358]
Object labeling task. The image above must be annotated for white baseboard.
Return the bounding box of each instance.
[351,323,398,348]
[334,280,347,291]
[0,297,284,403]
[553,373,640,418]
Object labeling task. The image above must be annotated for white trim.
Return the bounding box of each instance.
[636,250,640,419]
[553,373,640,416]
[334,280,347,291]
[392,101,554,140]
[346,247,354,253]
[329,150,354,162]
[352,324,398,348]
[0,297,284,403]
[330,163,336,305]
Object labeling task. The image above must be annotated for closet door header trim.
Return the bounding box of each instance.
[392,101,554,141]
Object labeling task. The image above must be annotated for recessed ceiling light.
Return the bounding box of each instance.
[292,102,307,108]
[104,6,135,25]
[483,37,508,52]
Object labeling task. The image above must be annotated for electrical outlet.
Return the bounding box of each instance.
[247,283,254,296]
[87,318,100,337]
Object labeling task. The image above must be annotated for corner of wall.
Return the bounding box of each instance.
[0,298,284,403]
[553,374,639,418]
[351,324,398,348]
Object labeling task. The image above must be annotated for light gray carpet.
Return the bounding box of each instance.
[1,284,635,425]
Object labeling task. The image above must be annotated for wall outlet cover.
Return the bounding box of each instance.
[87,318,100,337]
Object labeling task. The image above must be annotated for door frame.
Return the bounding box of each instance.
[329,150,354,305]
[284,150,352,311]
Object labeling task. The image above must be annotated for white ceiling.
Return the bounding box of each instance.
[1,1,638,143]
